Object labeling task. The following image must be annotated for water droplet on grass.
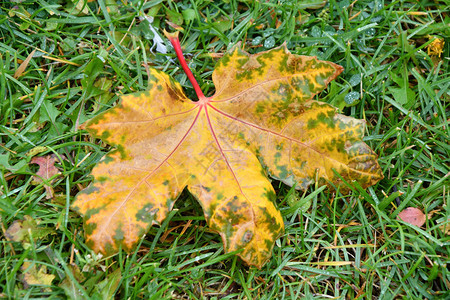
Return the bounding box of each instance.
[345,91,360,104]
[371,16,383,22]
[311,26,321,38]
[366,28,376,36]
[252,36,262,46]
[264,36,275,48]
[349,74,361,86]
[263,30,273,38]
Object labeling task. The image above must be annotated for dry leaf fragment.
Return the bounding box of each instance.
[398,207,426,227]
[30,154,61,199]
[5,215,54,247]
[21,262,55,290]
[14,49,36,79]
[426,35,445,57]
[73,36,383,267]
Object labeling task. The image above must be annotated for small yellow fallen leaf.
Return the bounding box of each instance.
[426,35,445,57]
[21,262,55,290]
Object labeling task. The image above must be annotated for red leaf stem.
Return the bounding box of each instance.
[165,31,205,100]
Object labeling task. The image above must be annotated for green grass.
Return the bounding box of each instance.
[1,0,449,298]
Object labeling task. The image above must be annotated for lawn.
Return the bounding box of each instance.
[0,0,449,299]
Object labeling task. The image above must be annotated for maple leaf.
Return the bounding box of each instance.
[30,154,61,199]
[72,33,383,267]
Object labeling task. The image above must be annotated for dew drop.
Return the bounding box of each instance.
[264,36,275,48]
[345,91,360,105]
[366,28,376,36]
[349,74,361,87]
[311,26,321,38]
[252,36,262,46]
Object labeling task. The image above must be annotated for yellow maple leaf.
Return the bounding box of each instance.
[72,34,383,268]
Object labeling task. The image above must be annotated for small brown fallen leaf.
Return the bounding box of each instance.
[21,262,55,290]
[30,154,61,199]
[398,207,426,227]
[14,49,36,79]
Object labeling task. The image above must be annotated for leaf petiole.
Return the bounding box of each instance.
[164,31,206,101]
